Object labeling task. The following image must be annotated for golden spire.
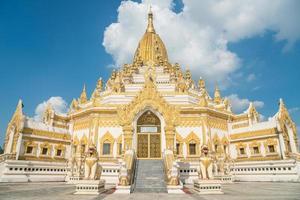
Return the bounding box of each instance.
[198,77,206,89]
[279,98,286,111]
[214,85,222,104]
[96,77,103,91]
[70,98,78,110]
[199,93,208,107]
[79,84,88,104]
[185,68,191,80]
[133,9,168,64]
[146,6,155,33]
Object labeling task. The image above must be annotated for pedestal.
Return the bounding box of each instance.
[74,180,106,195]
[115,185,131,194]
[67,176,81,184]
[193,179,223,194]
[213,175,233,183]
[167,185,184,194]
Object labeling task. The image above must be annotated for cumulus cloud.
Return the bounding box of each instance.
[227,94,264,113]
[34,97,68,121]
[246,73,256,82]
[103,0,300,86]
[288,107,300,114]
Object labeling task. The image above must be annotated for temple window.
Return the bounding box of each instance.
[100,132,114,156]
[253,146,260,154]
[239,148,245,155]
[42,148,48,155]
[103,143,111,155]
[185,132,200,156]
[56,149,62,157]
[118,143,122,155]
[26,146,33,154]
[189,143,196,155]
[268,145,275,153]
[176,143,180,155]
[287,141,292,152]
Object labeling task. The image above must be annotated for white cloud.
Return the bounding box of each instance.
[288,107,300,114]
[103,0,300,86]
[252,86,261,91]
[34,97,68,121]
[260,114,266,121]
[246,73,256,82]
[227,94,264,113]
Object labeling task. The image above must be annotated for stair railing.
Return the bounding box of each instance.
[163,150,180,186]
[118,149,136,188]
[130,156,138,193]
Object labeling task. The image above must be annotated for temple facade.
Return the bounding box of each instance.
[1,11,300,184]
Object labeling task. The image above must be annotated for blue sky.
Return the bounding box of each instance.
[0,0,299,145]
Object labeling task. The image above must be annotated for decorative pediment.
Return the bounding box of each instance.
[118,78,178,127]
[277,99,297,136]
[184,131,200,143]
[249,140,261,148]
[175,132,184,143]
[236,142,247,149]
[7,100,24,133]
[100,131,115,144]
[221,136,229,145]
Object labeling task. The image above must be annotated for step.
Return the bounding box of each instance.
[133,159,167,193]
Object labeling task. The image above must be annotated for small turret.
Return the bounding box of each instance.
[146,6,155,33]
[91,77,103,100]
[198,77,206,89]
[185,68,192,80]
[199,93,208,107]
[214,85,222,104]
[43,103,54,125]
[70,98,78,111]
[246,102,259,124]
[279,98,286,113]
[16,99,24,113]
[79,84,88,104]
[96,77,103,91]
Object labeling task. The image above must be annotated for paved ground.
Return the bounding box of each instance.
[0,182,300,200]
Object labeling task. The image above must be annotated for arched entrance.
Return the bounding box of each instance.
[136,110,161,158]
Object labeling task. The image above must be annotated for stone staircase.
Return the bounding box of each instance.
[132,159,167,193]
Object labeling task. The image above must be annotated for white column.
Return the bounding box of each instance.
[113,140,117,158]
[15,133,23,160]
[278,134,286,159]
[5,128,14,154]
[260,141,266,157]
[287,127,297,153]
[183,142,187,159]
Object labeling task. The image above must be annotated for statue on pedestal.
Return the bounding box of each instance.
[213,156,219,176]
[84,146,101,180]
[223,155,233,175]
[198,145,214,180]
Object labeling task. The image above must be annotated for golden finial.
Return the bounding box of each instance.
[97,77,103,91]
[214,85,222,104]
[146,6,155,33]
[199,93,208,107]
[198,77,206,89]
[79,84,88,104]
